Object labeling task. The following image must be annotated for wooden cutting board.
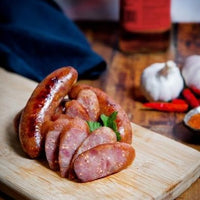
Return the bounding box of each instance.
[0,67,200,200]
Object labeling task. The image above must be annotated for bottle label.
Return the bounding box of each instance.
[121,0,171,32]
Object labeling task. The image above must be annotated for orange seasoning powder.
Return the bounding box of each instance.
[188,113,200,129]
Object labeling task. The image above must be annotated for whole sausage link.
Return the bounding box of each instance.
[19,67,78,158]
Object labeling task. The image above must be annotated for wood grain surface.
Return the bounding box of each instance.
[77,22,200,145]
[77,22,200,200]
[0,22,200,200]
[0,67,200,200]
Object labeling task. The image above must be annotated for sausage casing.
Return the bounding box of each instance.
[19,67,78,158]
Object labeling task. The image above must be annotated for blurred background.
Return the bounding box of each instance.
[54,0,200,22]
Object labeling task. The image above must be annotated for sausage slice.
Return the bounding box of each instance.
[77,89,100,121]
[74,142,135,182]
[44,117,71,170]
[59,117,89,177]
[65,100,90,121]
[69,127,117,180]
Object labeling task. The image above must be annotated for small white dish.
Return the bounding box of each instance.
[184,106,200,131]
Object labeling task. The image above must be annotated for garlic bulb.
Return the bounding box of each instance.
[182,55,200,90]
[141,61,184,101]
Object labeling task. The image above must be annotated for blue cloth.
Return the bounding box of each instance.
[0,0,106,82]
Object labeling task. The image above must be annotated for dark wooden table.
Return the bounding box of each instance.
[0,22,200,200]
[77,21,200,200]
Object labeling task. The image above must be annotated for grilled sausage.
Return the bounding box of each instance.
[44,117,71,170]
[69,84,132,144]
[59,117,89,177]
[74,142,135,182]
[19,67,78,158]
[17,67,135,182]
[72,127,117,163]
[68,126,117,180]
[77,89,100,121]
[65,100,90,121]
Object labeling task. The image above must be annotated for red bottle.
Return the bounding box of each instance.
[119,0,171,53]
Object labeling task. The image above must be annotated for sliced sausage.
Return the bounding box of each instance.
[59,117,89,178]
[19,67,78,158]
[77,89,100,121]
[72,127,117,163]
[73,142,135,182]
[69,84,132,144]
[65,100,90,121]
[51,113,73,122]
[68,126,117,180]
[44,117,71,170]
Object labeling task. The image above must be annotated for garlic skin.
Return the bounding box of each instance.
[141,61,184,102]
[182,55,200,90]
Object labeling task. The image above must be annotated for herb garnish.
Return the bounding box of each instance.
[87,111,121,141]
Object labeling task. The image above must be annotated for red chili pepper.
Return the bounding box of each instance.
[182,88,199,108]
[143,102,188,112]
[171,98,187,104]
[190,86,200,96]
